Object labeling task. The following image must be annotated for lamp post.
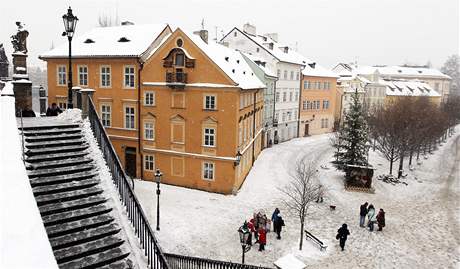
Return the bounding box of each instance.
[237,225,251,264]
[154,169,162,231]
[62,6,78,109]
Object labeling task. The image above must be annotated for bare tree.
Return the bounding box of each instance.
[279,157,321,250]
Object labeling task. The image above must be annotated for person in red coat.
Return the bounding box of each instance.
[248,218,258,242]
[258,227,266,251]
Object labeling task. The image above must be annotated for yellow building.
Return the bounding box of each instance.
[40,24,265,194]
[381,79,442,106]
[299,64,338,136]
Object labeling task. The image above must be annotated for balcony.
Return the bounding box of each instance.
[166,72,187,89]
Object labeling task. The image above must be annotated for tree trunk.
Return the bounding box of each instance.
[417,146,420,161]
[389,148,394,175]
[398,154,404,178]
[299,218,305,251]
[409,151,413,166]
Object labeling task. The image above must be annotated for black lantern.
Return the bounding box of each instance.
[154,169,162,231]
[234,151,242,167]
[237,225,251,264]
[62,7,78,109]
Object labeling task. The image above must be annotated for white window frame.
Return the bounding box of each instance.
[124,65,135,89]
[101,103,112,127]
[202,161,215,181]
[144,121,155,140]
[144,91,155,106]
[144,154,155,171]
[78,65,88,86]
[204,95,217,110]
[124,105,136,129]
[100,65,112,88]
[57,65,66,86]
[203,127,216,147]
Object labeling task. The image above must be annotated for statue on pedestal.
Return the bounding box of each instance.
[11,22,29,54]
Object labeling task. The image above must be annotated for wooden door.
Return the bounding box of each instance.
[125,147,137,178]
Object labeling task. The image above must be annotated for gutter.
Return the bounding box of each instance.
[252,90,257,165]
[137,60,144,180]
[297,66,306,137]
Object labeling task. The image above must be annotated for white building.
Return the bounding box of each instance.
[222,24,308,143]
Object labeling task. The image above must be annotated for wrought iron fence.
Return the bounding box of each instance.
[164,253,273,269]
[88,96,170,269]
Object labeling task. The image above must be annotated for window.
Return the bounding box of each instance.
[100,66,111,87]
[283,70,287,80]
[175,53,185,66]
[317,82,322,90]
[144,91,155,106]
[296,72,300,80]
[57,66,66,86]
[274,112,279,121]
[434,82,440,91]
[58,101,67,109]
[203,128,216,147]
[144,121,154,140]
[275,92,280,102]
[282,112,286,122]
[101,104,111,127]
[124,106,135,129]
[144,155,154,171]
[304,81,308,89]
[234,31,237,37]
[124,66,135,88]
[290,71,294,80]
[256,48,260,53]
[283,92,287,102]
[202,162,214,180]
[303,101,307,110]
[78,66,88,86]
[321,118,329,128]
[277,69,281,77]
[295,92,299,101]
[289,91,293,102]
[288,111,292,121]
[204,95,216,110]
[323,100,330,109]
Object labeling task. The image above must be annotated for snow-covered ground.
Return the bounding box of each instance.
[134,129,460,268]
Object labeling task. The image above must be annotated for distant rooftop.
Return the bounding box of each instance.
[381,79,441,97]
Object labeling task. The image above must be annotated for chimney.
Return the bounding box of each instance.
[193,29,209,44]
[268,43,274,50]
[121,21,134,26]
[243,23,256,36]
[264,33,278,42]
[282,46,289,53]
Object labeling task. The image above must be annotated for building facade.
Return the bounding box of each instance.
[299,64,338,136]
[221,24,307,143]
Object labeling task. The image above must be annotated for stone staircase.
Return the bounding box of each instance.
[20,119,134,269]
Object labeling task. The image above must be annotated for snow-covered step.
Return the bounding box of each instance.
[43,204,112,227]
[26,151,88,163]
[32,178,99,196]
[99,260,133,269]
[53,236,125,264]
[46,214,114,238]
[25,138,85,149]
[58,247,129,269]
[30,171,97,187]
[35,186,104,206]
[25,132,82,143]
[49,223,121,249]
[27,164,95,178]
[26,157,93,171]
[25,144,89,156]
[39,196,108,216]
[20,123,80,131]
[21,127,81,136]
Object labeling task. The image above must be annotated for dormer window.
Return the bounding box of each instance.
[175,52,185,67]
[118,37,130,42]
[84,38,95,44]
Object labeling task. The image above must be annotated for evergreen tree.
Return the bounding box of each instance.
[334,89,369,170]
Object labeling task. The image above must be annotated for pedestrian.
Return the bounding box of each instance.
[259,213,267,231]
[46,103,62,116]
[21,105,36,117]
[242,221,253,246]
[258,227,266,251]
[367,204,377,232]
[271,208,280,230]
[359,202,369,227]
[265,215,271,232]
[273,214,285,240]
[316,185,324,203]
[248,218,258,242]
[376,209,386,231]
[336,223,350,251]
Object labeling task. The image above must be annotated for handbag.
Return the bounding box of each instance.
[336,233,340,240]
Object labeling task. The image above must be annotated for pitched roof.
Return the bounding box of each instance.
[241,52,277,78]
[302,62,339,78]
[356,65,451,80]
[40,24,170,58]
[183,30,265,90]
[381,79,441,97]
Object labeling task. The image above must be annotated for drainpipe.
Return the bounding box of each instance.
[252,90,257,165]
[272,77,279,144]
[297,65,305,137]
[137,61,144,180]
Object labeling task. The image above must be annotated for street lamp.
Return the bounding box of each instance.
[62,6,78,109]
[154,169,162,231]
[237,225,251,264]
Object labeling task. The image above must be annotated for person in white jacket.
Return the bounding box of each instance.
[367,204,377,232]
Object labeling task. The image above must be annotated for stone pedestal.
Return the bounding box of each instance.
[80,89,95,119]
[12,52,32,115]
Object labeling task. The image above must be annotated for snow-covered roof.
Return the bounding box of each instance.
[357,65,451,80]
[274,254,306,269]
[0,81,14,96]
[302,63,339,78]
[241,52,277,78]
[40,24,169,58]
[183,31,265,90]
[381,79,441,97]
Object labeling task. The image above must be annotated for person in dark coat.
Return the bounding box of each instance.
[242,221,252,246]
[273,214,285,240]
[258,227,266,251]
[376,209,386,231]
[359,202,368,227]
[46,103,62,116]
[21,105,36,117]
[271,208,280,229]
[336,223,350,251]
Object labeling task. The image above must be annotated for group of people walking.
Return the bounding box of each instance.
[360,202,385,232]
[242,208,285,252]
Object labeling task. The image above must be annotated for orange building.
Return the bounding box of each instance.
[299,64,338,136]
[40,24,265,194]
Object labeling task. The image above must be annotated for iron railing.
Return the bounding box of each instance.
[88,96,170,269]
[164,253,273,269]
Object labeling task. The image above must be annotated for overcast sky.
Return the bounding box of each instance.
[1,0,458,69]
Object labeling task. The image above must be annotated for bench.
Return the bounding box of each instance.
[305,230,327,251]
